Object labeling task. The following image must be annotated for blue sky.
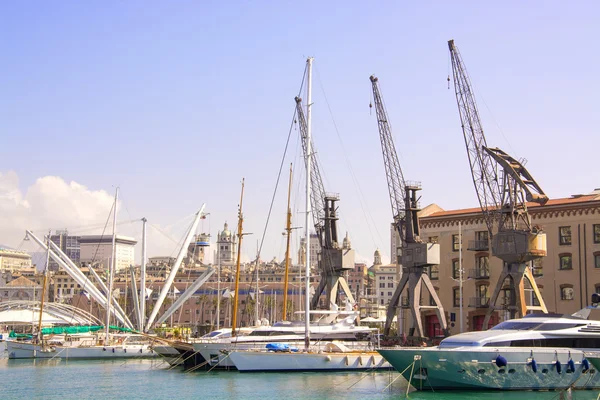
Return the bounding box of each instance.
[1,1,599,265]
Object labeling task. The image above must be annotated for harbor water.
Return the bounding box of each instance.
[1,346,599,400]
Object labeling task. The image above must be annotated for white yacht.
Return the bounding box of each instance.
[192,311,376,369]
[378,308,600,391]
[7,333,157,359]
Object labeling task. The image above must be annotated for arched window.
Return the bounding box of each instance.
[560,284,574,301]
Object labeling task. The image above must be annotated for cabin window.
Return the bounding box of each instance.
[452,234,460,252]
[559,254,573,270]
[560,285,574,301]
[594,224,600,244]
[559,226,572,246]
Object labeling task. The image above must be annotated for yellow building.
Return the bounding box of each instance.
[400,190,600,337]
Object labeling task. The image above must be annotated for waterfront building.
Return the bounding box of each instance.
[392,189,600,337]
[297,233,320,268]
[48,230,80,271]
[216,223,237,266]
[79,235,137,272]
[0,275,46,302]
[0,248,32,272]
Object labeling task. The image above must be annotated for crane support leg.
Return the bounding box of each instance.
[483,262,548,327]
[310,273,355,310]
[384,267,449,339]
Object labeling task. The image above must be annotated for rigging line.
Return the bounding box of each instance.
[254,64,308,267]
[314,68,383,250]
[147,223,180,245]
[89,200,115,268]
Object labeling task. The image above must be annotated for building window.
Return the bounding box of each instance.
[387,282,394,288]
[476,231,489,242]
[477,284,489,300]
[453,288,461,307]
[595,224,600,244]
[452,234,460,252]
[559,226,572,246]
[595,253,600,269]
[429,265,439,280]
[388,292,392,296]
[380,299,384,305]
[452,259,460,280]
[380,292,384,297]
[476,255,490,276]
[532,258,543,277]
[559,254,572,270]
[379,283,385,288]
[560,285,574,301]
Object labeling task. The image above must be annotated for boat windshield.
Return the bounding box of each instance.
[490,321,542,331]
[203,331,227,338]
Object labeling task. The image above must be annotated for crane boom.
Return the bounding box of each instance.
[295,93,355,310]
[448,39,548,325]
[448,39,502,236]
[370,75,448,339]
[368,76,410,243]
[296,96,327,242]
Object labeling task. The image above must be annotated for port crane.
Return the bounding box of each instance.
[295,96,355,310]
[448,39,548,327]
[370,75,449,338]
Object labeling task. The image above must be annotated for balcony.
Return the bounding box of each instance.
[468,268,490,280]
[469,296,490,308]
[468,240,489,252]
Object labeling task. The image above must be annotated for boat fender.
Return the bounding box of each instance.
[140,348,143,354]
[124,348,127,353]
[495,355,507,368]
[112,348,115,353]
[555,360,562,374]
[582,358,590,372]
[325,355,332,362]
[567,359,575,373]
[103,347,106,351]
[530,358,538,373]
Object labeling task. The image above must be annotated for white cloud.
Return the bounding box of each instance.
[0,171,193,264]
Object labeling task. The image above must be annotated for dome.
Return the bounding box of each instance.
[343,232,351,249]
[220,222,231,240]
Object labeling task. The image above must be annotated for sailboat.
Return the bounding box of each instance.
[227,58,390,372]
[7,189,158,359]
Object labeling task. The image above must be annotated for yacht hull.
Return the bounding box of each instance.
[7,340,156,359]
[378,347,600,391]
[229,350,391,372]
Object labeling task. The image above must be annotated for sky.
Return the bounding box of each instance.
[1,1,599,267]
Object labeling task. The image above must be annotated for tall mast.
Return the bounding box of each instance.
[255,240,259,325]
[304,57,313,350]
[282,163,293,321]
[37,230,51,342]
[231,178,245,337]
[139,217,147,331]
[105,187,119,343]
[216,249,221,330]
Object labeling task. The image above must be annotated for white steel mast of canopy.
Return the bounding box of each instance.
[145,204,206,331]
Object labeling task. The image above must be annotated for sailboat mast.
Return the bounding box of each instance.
[282,163,293,321]
[105,187,119,343]
[37,230,51,342]
[231,178,245,337]
[304,57,313,350]
[140,217,147,331]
